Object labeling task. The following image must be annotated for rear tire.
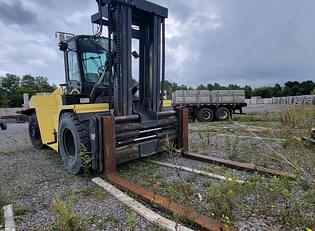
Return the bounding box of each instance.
[29,113,45,149]
[215,107,231,121]
[196,108,214,122]
[58,112,90,175]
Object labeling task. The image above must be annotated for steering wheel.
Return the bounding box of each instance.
[97,66,105,76]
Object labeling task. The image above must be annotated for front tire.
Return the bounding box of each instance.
[29,113,44,149]
[58,112,90,175]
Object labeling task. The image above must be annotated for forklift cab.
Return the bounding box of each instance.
[59,0,169,124]
[58,35,111,104]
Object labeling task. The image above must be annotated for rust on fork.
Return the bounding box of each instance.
[102,115,237,231]
[107,173,237,231]
[182,151,297,179]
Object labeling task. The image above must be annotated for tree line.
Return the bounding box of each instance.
[0,73,56,108]
[0,72,314,107]
[164,80,315,99]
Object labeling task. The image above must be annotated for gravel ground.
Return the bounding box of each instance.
[243,104,290,114]
[0,104,314,231]
[0,123,157,231]
[120,155,279,231]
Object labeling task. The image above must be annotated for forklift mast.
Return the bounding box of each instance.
[91,0,167,121]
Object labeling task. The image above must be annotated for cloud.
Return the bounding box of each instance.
[0,0,36,25]
[0,0,314,88]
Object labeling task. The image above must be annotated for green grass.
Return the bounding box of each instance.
[51,196,91,231]
[0,194,7,226]
[14,205,36,216]
[127,211,137,229]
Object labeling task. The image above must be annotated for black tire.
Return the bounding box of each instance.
[29,113,45,149]
[16,115,26,123]
[215,107,231,121]
[196,108,214,122]
[58,112,90,175]
[0,122,7,130]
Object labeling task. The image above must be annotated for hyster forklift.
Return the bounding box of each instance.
[22,0,187,175]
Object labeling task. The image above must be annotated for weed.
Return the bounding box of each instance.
[14,205,36,216]
[79,144,93,177]
[90,187,108,200]
[65,186,108,204]
[127,211,137,229]
[205,176,257,221]
[0,194,7,226]
[143,228,162,231]
[51,196,90,231]
[0,208,3,227]
[280,106,315,129]
[162,136,176,157]
[302,187,315,210]
[167,180,194,204]
[101,214,119,228]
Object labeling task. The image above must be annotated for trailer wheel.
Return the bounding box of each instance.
[58,112,90,175]
[0,122,7,130]
[215,107,231,121]
[196,108,214,122]
[29,113,44,149]
[16,115,26,123]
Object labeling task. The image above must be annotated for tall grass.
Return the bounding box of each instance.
[280,106,315,129]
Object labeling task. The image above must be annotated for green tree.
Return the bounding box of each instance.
[35,76,55,92]
[1,74,20,92]
[244,85,253,99]
[197,84,207,90]
[21,74,36,89]
[207,83,214,91]
[0,73,56,108]
[273,83,283,97]
[0,88,9,107]
[299,80,315,95]
[254,87,274,98]
[283,81,300,96]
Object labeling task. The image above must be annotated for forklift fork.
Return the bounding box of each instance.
[101,108,236,231]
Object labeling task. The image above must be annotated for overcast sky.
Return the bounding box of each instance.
[0,0,314,88]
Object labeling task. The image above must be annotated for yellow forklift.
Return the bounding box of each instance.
[22,0,186,175]
[21,1,243,229]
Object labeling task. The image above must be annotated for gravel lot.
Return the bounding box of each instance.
[0,123,156,231]
[0,105,314,231]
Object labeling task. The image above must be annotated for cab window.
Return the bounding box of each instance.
[67,50,80,81]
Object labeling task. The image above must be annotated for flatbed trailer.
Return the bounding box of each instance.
[0,108,27,123]
[172,90,247,121]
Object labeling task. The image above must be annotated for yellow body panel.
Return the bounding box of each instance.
[162,100,173,107]
[29,88,109,149]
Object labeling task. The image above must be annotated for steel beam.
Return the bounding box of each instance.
[182,152,297,179]
[178,108,189,152]
[102,116,116,175]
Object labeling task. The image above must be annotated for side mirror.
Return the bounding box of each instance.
[132,51,140,59]
[59,42,68,52]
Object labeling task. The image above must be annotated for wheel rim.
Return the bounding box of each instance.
[63,128,76,157]
[219,110,228,120]
[202,111,212,120]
